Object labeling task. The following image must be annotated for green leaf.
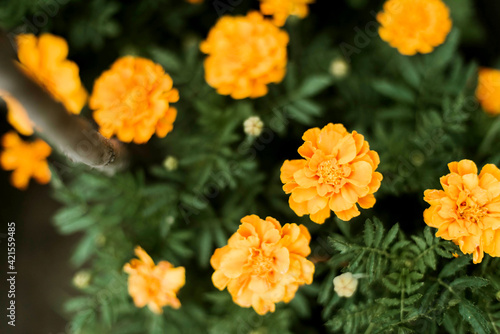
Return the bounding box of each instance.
[411,236,426,251]
[428,29,460,70]
[287,104,314,125]
[330,238,350,253]
[53,205,95,234]
[424,227,434,246]
[439,256,471,278]
[292,99,323,116]
[382,223,399,250]
[364,220,374,247]
[423,251,437,270]
[399,57,421,89]
[289,292,310,318]
[377,298,400,307]
[458,300,491,334]
[404,294,423,306]
[149,47,182,72]
[373,218,385,247]
[198,228,213,267]
[71,232,97,267]
[372,80,415,104]
[450,276,489,290]
[296,75,333,98]
[100,299,113,328]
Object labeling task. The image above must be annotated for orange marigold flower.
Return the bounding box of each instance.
[0,90,34,136]
[200,11,289,99]
[186,0,203,3]
[423,160,500,264]
[210,215,314,315]
[377,0,452,56]
[90,56,179,144]
[123,246,185,314]
[260,0,314,26]
[16,34,88,114]
[280,124,383,224]
[476,67,500,115]
[0,131,51,190]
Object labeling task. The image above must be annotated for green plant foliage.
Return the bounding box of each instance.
[320,218,500,333]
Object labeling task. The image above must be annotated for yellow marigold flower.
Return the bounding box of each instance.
[210,215,314,315]
[280,124,383,224]
[0,131,51,190]
[377,0,452,56]
[16,34,88,114]
[423,160,500,264]
[0,90,34,136]
[123,246,185,314]
[259,0,314,26]
[200,11,289,99]
[476,68,500,115]
[90,56,179,144]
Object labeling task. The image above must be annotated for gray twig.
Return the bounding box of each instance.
[0,31,128,172]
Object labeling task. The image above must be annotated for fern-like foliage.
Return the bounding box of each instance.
[320,218,500,334]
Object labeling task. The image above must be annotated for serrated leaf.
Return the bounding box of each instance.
[411,236,427,251]
[450,276,489,290]
[198,228,213,267]
[439,256,470,278]
[428,29,460,70]
[424,227,434,246]
[458,300,491,334]
[372,80,415,104]
[404,294,423,306]
[297,75,332,98]
[364,220,374,247]
[424,251,437,270]
[399,57,421,89]
[382,223,399,250]
[373,218,385,247]
[330,238,350,253]
[377,298,400,307]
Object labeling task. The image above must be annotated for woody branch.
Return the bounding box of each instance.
[0,31,128,172]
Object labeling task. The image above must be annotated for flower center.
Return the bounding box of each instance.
[317,159,350,186]
[458,202,487,225]
[124,87,148,113]
[250,252,273,276]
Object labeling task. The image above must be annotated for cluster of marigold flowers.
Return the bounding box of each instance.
[4,0,500,316]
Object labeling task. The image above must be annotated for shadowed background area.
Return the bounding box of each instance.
[0,116,80,334]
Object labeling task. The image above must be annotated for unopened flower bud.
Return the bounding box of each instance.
[333,272,358,297]
[329,58,349,79]
[163,156,178,171]
[73,270,91,289]
[243,116,264,137]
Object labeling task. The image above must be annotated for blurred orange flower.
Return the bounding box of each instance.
[200,11,289,99]
[377,0,452,56]
[260,0,314,26]
[0,90,34,135]
[424,160,500,264]
[186,0,203,3]
[211,215,314,315]
[90,56,179,144]
[123,246,185,314]
[281,124,382,224]
[0,131,51,190]
[476,68,500,115]
[16,34,88,114]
